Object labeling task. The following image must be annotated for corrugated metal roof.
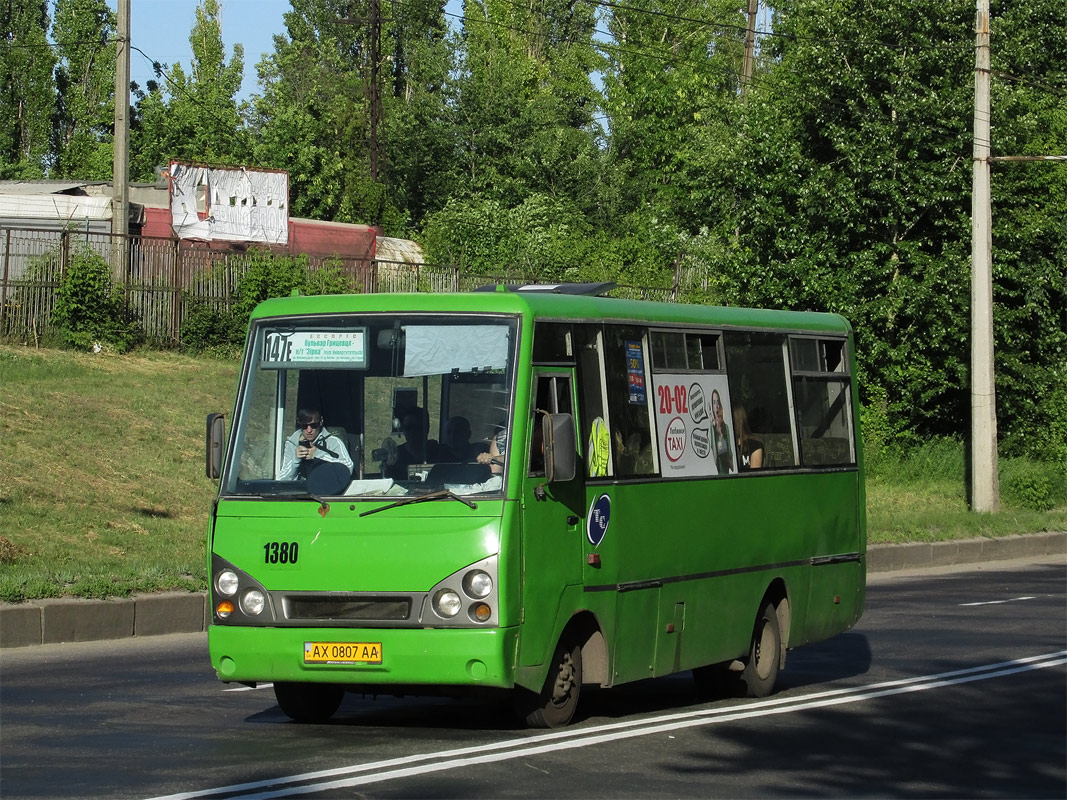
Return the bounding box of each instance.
[0,194,113,220]
[0,180,107,195]
[375,236,424,264]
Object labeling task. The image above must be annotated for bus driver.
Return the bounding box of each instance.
[279,408,354,482]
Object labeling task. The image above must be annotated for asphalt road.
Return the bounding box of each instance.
[1,556,1064,799]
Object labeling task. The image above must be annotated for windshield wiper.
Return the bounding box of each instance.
[359,489,477,517]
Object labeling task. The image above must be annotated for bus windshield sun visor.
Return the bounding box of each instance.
[403,325,509,376]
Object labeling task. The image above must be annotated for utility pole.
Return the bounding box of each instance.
[368,0,383,185]
[112,0,131,282]
[340,0,386,224]
[741,0,758,96]
[970,0,998,511]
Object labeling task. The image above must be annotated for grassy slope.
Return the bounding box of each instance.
[0,344,1063,602]
[0,345,237,602]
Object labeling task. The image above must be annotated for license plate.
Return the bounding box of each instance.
[304,641,382,664]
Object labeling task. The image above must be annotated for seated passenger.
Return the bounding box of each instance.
[386,407,440,480]
[733,406,764,470]
[279,408,354,480]
[441,416,489,462]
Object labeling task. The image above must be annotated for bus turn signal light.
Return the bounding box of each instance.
[216,600,235,618]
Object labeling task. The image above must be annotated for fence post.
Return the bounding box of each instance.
[1,229,10,329]
[60,230,70,279]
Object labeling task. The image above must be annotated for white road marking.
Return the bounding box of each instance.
[151,651,1066,800]
[223,683,274,692]
[959,596,1037,607]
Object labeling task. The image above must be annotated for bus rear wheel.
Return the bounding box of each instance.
[740,602,781,698]
[274,682,345,723]
[521,636,583,728]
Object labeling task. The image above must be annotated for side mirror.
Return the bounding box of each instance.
[543,413,577,483]
[205,413,225,479]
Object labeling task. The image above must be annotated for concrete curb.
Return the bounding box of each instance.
[2,532,1064,649]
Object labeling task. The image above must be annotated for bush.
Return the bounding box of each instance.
[180,251,356,354]
[51,248,142,352]
[1000,459,1064,512]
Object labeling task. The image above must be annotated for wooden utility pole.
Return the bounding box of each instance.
[112,0,131,281]
[368,0,383,184]
[339,1,386,224]
[970,0,998,511]
[741,0,758,95]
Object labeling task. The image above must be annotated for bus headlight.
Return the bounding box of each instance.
[240,589,266,616]
[462,570,493,599]
[216,570,239,596]
[433,589,462,618]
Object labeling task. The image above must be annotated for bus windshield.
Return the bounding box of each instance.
[222,314,517,499]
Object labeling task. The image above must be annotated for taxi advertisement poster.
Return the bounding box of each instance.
[653,375,736,476]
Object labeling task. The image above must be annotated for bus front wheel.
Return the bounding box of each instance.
[740,602,781,698]
[274,682,345,723]
[521,636,583,728]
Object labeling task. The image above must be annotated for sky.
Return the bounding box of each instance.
[109,0,292,102]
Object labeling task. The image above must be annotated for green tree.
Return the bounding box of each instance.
[251,0,454,232]
[451,0,605,209]
[727,0,976,442]
[719,0,1065,459]
[986,0,1067,461]
[379,0,458,229]
[51,0,116,179]
[601,0,747,236]
[130,0,249,180]
[0,0,55,178]
[251,0,382,224]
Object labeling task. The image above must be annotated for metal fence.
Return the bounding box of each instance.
[1,225,698,347]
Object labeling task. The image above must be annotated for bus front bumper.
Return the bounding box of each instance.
[209,624,519,689]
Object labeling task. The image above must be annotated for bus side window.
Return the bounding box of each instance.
[529,375,573,476]
[574,325,612,478]
[604,325,657,477]
[724,331,798,469]
[789,337,855,466]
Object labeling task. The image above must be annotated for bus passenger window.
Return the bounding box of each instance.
[605,326,657,477]
[724,331,798,469]
[574,325,611,478]
[790,337,854,466]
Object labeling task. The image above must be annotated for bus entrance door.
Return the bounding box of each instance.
[517,371,584,671]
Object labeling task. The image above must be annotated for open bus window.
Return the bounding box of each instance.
[724,331,798,470]
[790,337,855,466]
[224,316,516,498]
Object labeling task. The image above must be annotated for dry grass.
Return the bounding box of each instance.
[0,344,238,602]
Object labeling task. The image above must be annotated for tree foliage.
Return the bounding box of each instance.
[130,0,249,180]
[50,0,115,179]
[0,0,55,178]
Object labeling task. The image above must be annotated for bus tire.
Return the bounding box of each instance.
[740,602,781,698]
[273,682,344,723]
[522,636,583,728]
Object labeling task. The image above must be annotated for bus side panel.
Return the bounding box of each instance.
[611,586,660,683]
[584,470,864,685]
[802,560,865,645]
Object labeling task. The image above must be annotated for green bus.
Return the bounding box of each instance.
[205,284,866,727]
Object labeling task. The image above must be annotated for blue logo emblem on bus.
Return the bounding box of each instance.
[587,494,611,547]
